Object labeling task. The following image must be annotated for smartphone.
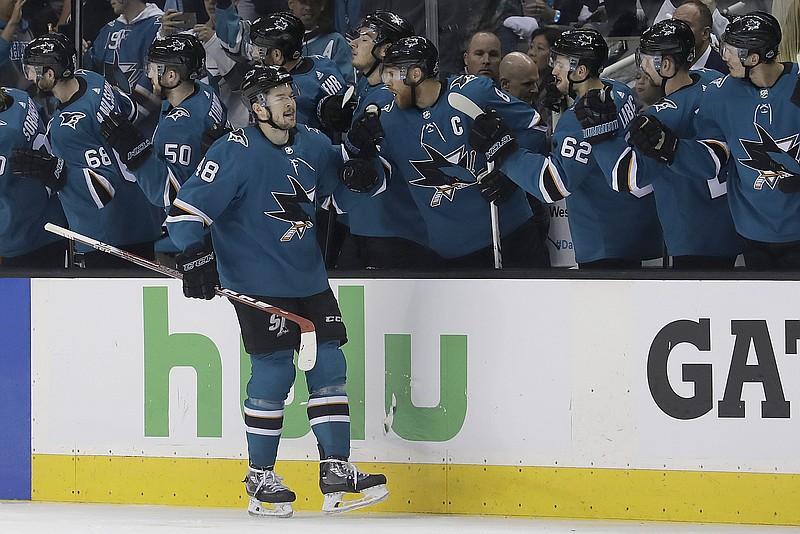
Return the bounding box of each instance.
[174,12,197,29]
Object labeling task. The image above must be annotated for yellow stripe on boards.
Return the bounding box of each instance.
[31,455,800,525]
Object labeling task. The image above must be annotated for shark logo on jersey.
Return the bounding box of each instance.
[166,107,191,121]
[266,175,315,241]
[409,143,477,207]
[653,99,678,113]
[60,111,86,129]
[104,50,140,94]
[739,123,800,190]
[227,130,249,147]
[449,75,478,90]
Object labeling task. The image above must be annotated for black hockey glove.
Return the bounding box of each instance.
[317,92,357,133]
[100,111,152,170]
[468,108,518,167]
[779,175,800,194]
[176,248,219,300]
[344,106,383,158]
[11,147,67,191]
[575,86,619,143]
[340,158,378,193]
[477,167,518,206]
[629,114,678,165]
[540,76,565,112]
[201,123,232,156]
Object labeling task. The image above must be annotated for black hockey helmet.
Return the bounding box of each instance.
[353,11,414,47]
[722,11,781,62]
[638,19,696,71]
[249,12,305,62]
[383,36,439,79]
[550,28,608,75]
[23,33,77,79]
[241,64,294,106]
[146,33,206,81]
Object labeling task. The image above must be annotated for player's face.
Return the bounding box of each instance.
[634,71,661,108]
[549,53,574,95]
[528,35,552,74]
[350,27,378,71]
[264,84,297,129]
[24,64,55,92]
[636,51,663,86]
[721,43,749,78]
[381,65,413,107]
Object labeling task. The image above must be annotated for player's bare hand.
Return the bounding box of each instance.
[82,39,91,53]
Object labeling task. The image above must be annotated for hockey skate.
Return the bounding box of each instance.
[319,458,389,514]
[244,465,296,518]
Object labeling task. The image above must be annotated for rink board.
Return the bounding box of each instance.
[13,278,800,524]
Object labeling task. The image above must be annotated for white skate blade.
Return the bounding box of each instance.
[322,484,389,514]
[247,497,294,518]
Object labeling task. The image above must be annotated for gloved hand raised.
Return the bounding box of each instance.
[201,123,232,155]
[575,85,619,143]
[100,111,152,170]
[11,147,67,191]
[344,105,383,158]
[629,114,678,165]
[468,108,518,166]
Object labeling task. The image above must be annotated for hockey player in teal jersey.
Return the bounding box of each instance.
[83,0,163,137]
[576,19,741,269]
[480,28,663,268]
[630,12,800,270]
[166,65,387,517]
[21,34,164,268]
[215,9,348,133]
[102,33,227,208]
[2,87,69,267]
[318,10,434,268]
[347,36,549,268]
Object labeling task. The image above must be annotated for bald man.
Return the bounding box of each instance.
[497,51,551,268]
[463,31,502,82]
[499,52,540,107]
[672,0,728,74]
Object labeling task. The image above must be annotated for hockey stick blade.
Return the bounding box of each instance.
[447,92,484,119]
[44,223,318,370]
[341,85,355,108]
[447,92,503,268]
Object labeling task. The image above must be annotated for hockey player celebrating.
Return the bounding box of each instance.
[347,35,549,268]
[215,10,348,134]
[101,33,227,208]
[165,65,387,518]
[474,28,664,268]
[18,34,164,268]
[631,12,800,269]
[575,19,741,269]
[318,10,436,269]
[2,86,69,267]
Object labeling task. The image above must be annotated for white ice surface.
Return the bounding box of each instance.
[1,502,798,534]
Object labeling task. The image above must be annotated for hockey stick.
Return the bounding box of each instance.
[447,92,503,269]
[44,223,318,371]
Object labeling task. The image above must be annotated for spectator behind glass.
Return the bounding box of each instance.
[463,30,502,83]
[288,0,354,83]
[82,0,163,137]
[0,0,35,93]
[672,0,729,74]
